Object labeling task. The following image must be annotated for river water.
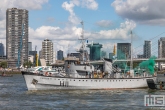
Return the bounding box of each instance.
[0,74,165,110]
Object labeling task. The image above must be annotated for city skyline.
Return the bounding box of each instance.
[0,0,165,57]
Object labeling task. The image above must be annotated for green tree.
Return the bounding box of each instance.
[38,59,41,66]
[23,61,33,68]
[0,61,7,68]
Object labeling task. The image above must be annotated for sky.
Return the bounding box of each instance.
[0,0,165,57]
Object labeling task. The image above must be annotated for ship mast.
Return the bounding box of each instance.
[130,31,133,70]
[79,21,86,62]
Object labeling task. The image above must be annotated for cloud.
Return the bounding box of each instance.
[62,0,98,24]
[29,25,82,56]
[46,17,55,23]
[111,0,165,25]
[82,0,98,10]
[29,25,82,40]
[0,0,48,20]
[96,20,113,28]
[62,1,80,24]
[86,20,136,40]
[28,19,136,57]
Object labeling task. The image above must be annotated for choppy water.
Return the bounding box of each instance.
[0,74,165,110]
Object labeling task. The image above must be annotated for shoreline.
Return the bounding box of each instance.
[0,71,21,74]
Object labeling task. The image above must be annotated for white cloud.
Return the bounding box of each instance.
[29,25,82,56]
[111,0,165,25]
[62,1,80,24]
[82,0,98,10]
[96,20,113,27]
[46,17,55,23]
[28,19,136,57]
[86,20,136,40]
[0,0,48,20]
[62,0,98,24]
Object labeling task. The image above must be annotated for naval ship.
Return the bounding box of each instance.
[22,22,157,90]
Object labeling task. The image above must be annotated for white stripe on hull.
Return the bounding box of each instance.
[23,74,157,90]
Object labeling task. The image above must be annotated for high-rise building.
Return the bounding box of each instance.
[101,51,107,58]
[143,40,151,58]
[6,8,28,67]
[29,50,37,66]
[87,43,102,60]
[39,49,43,59]
[117,43,131,59]
[0,43,4,56]
[42,39,53,65]
[57,50,63,60]
[158,37,165,58]
[158,37,165,70]
[53,51,56,63]
[109,53,114,59]
[28,42,32,54]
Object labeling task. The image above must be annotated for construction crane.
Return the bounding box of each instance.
[17,23,25,68]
